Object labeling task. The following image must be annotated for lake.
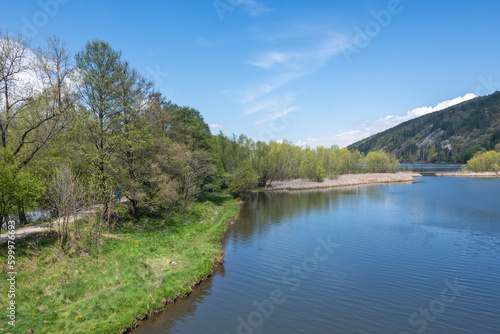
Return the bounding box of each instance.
[131,165,500,334]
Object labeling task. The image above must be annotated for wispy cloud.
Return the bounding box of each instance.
[241,72,305,104]
[256,106,298,125]
[225,30,352,140]
[241,33,350,106]
[239,0,272,16]
[245,93,297,124]
[249,33,349,73]
[251,51,303,70]
[300,93,477,148]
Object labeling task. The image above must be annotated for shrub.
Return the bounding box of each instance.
[364,151,400,173]
[466,151,500,172]
[228,161,258,198]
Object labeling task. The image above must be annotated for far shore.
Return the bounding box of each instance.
[261,172,422,191]
[436,171,500,178]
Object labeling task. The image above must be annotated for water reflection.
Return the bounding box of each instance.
[132,171,500,334]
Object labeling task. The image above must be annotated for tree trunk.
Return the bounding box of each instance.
[18,209,28,225]
[129,198,137,217]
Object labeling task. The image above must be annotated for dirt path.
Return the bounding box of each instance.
[0,198,128,245]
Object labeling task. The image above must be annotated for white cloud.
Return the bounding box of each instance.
[380,93,477,127]
[300,93,477,148]
[251,51,299,69]
[239,33,350,114]
[249,33,349,73]
[231,32,352,141]
[209,124,225,130]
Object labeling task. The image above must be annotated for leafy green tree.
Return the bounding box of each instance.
[75,39,125,188]
[165,104,214,151]
[364,151,399,173]
[463,145,486,162]
[0,153,44,225]
[300,148,325,182]
[466,151,500,172]
[228,161,258,198]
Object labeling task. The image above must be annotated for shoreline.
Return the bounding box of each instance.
[261,172,422,191]
[0,194,242,334]
[123,198,243,334]
[436,171,500,178]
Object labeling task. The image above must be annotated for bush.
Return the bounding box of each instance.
[364,151,400,173]
[315,165,326,182]
[228,161,258,198]
[466,151,500,172]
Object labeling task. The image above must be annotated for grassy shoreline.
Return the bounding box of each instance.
[0,193,240,334]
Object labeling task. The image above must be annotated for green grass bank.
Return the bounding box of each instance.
[0,193,240,334]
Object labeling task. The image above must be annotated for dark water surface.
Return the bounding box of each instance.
[132,167,500,334]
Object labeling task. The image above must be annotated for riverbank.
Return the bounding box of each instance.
[263,172,422,191]
[0,193,240,334]
[436,171,500,178]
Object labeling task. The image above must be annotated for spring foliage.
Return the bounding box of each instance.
[466,151,500,172]
[0,30,403,226]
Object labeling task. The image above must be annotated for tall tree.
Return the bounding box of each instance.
[1,32,73,223]
[75,40,124,188]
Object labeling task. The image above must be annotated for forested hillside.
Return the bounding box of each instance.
[348,92,500,162]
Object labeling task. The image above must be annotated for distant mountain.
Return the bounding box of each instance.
[348,92,500,163]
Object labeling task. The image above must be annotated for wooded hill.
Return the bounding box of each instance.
[348,92,500,162]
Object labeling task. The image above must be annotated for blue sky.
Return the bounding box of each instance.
[2,0,500,147]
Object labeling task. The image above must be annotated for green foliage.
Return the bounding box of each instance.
[364,151,400,173]
[466,151,500,172]
[300,149,326,182]
[463,145,487,162]
[495,143,500,153]
[228,161,258,198]
[215,134,371,187]
[0,193,238,334]
[0,153,45,224]
[315,165,326,182]
[166,104,214,151]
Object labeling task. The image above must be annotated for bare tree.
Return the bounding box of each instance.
[0,32,73,168]
[46,166,85,248]
[0,30,33,151]
[1,32,75,224]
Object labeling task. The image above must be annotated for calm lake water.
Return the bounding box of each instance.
[132,165,500,334]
